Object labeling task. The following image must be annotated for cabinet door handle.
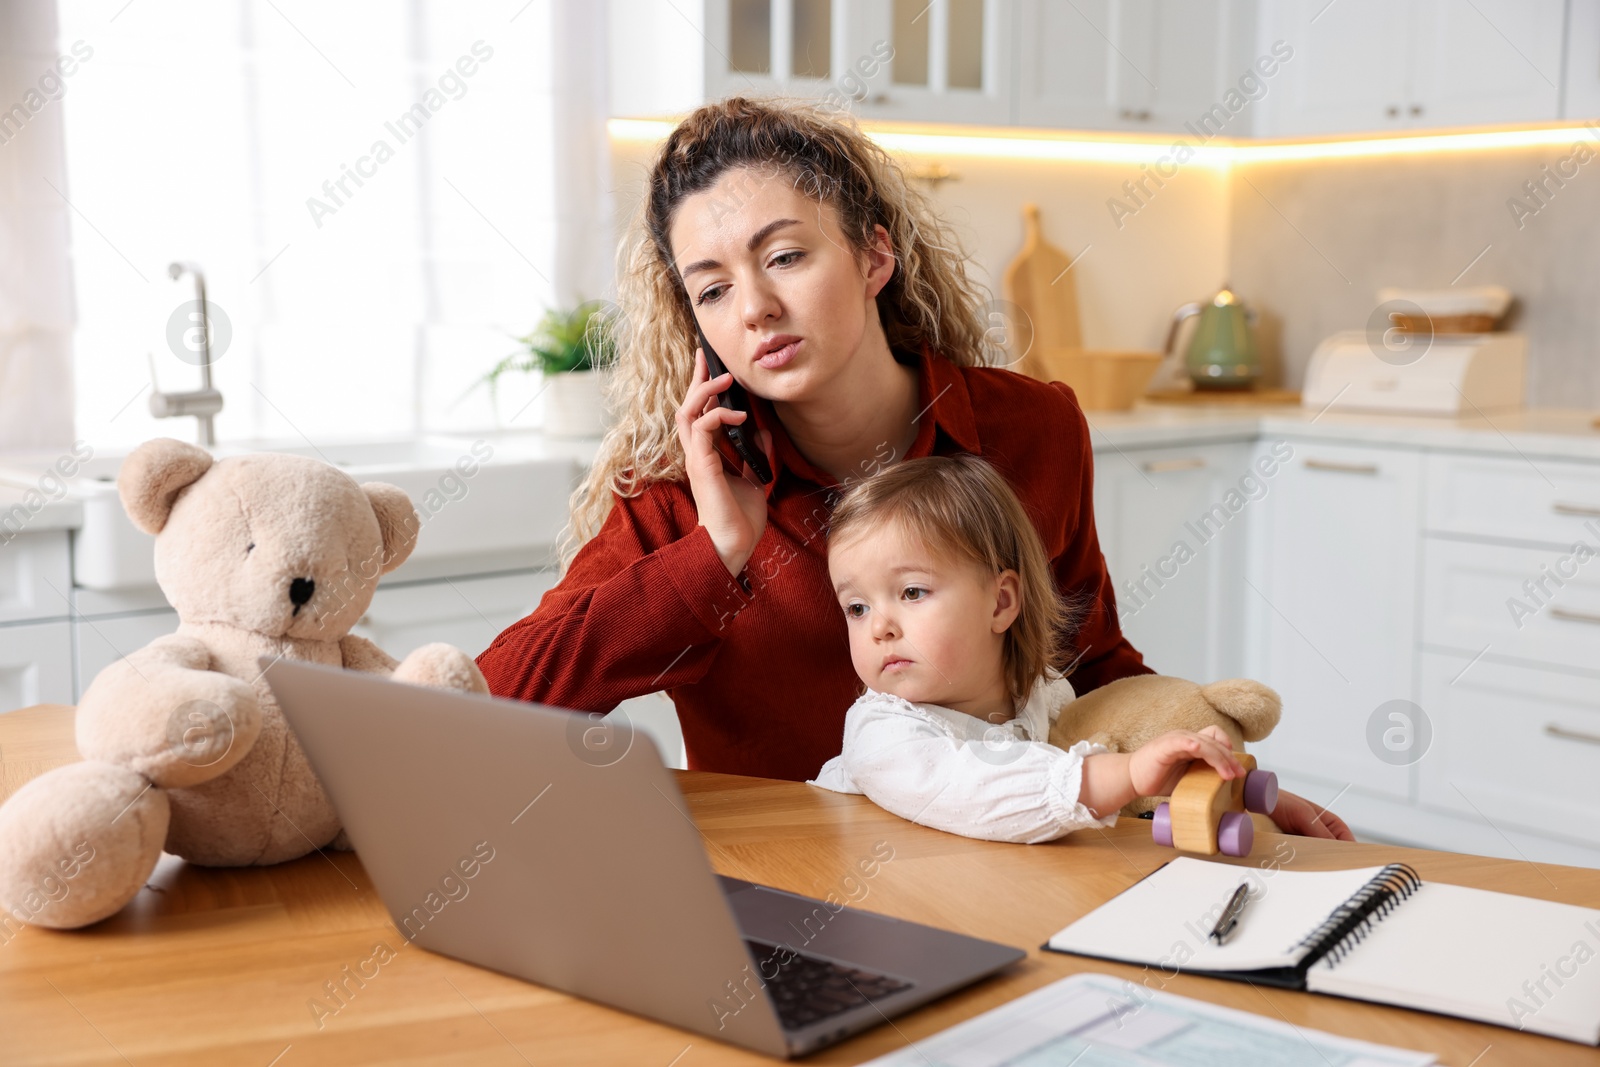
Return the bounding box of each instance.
[1141,457,1207,474]
[1551,607,1600,626]
[1553,502,1600,518]
[1386,105,1400,117]
[1408,104,1423,116]
[1545,723,1600,747]
[1304,459,1379,475]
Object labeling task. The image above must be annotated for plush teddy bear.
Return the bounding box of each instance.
[1048,674,1282,815]
[0,437,488,930]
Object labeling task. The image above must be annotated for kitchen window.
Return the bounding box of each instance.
[49,0,607,448]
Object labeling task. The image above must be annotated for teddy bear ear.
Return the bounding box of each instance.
[1200,679,1283,741]
[361,482,421,574]
[118,437,215,535]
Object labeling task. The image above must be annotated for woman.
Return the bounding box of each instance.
[476,97,1350,841]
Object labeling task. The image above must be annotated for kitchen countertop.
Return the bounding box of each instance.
[547,404,1600,466]
[0,483,83,535]
[1083,403,1600,462]
[3,406,1597,538]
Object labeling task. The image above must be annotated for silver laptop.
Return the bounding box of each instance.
[262,657,1025,1058]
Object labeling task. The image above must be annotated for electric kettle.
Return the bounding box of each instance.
[1162,287,1261,390]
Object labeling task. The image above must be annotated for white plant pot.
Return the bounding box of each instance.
[542,369,612,438]
[489,370,547,430]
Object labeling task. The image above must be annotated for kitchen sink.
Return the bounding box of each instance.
[0,434,585,590]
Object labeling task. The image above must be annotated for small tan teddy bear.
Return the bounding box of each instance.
[1048,674,1283,815]
[0,437,488,930]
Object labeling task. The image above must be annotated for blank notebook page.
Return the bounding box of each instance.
[1308,882,1600,1044]
[1048,857,1390,973]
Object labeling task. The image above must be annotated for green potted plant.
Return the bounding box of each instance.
[480,300,617,437]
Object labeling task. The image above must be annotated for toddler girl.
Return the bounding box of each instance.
[808,454,1245,843]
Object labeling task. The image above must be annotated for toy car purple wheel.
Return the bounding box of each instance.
[1243,769,1279,815]
[1217,811,1254,857]
[1151,802,1173,847]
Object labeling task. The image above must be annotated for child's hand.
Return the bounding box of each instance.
[1127,725,1245,799]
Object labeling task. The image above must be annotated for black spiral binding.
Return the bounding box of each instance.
[1289,863,1423,970]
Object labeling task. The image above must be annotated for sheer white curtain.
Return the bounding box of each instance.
[47,0,610,450]
[0,0,77,450]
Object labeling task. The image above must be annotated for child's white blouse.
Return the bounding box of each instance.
[807,673,1117,844]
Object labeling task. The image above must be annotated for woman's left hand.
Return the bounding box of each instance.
[1267,789,1355,841]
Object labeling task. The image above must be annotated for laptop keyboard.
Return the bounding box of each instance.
[743,939,915,1031]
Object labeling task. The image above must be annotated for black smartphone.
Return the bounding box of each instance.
[694,323,774,484]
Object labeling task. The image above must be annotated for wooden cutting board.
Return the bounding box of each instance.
[1002,203,1083,379]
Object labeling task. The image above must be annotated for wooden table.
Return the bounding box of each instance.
[2,703,1597,1066]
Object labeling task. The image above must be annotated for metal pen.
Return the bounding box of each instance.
[1209,882,1251,945]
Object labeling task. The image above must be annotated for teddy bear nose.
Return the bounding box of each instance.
[288,577,315,607]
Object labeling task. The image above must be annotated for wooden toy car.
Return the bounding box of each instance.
[1151,751,1278,857]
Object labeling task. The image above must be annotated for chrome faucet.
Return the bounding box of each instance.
[150,261,224,446]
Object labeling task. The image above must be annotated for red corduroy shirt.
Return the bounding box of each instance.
[476,346,1152,780]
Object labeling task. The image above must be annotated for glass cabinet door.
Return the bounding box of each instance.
[727,0,774,75]
[711,0,844,98]
[707,0,1009,125]
[852,0,1011,124]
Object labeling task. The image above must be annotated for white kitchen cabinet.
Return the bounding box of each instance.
[71,571,561,700]
[1566,0,1600,118]
[1425,451,1600,547]
[1092,441,1253,682]
[698,0,1011,125]
[74,609,180,700]
[702,0,852,109]
[0,527,74,712]
[1417,653,1600,851]
[353,569,687,768]
[350,570,559,662]
[617,0,895,120]
[67,571,547,702]
[1409,0,1566,129]
[62,569,687,767]
[847,0,1012,125]
[616,0,1580,136]
[1015,0,1260,135]
[0,531,71,626]
[0,621,73,711]
[1255,0,1565,136]
[609,0,712,119]
[1245,440,1423,802]
[1252,0,1411,136]
[623,0,1257,130]
[1421,538,1600,674]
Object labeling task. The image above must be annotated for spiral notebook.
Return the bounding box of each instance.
[1044,857,1600,1045]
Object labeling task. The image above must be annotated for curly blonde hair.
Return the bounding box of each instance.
[826,455,1079,708]
[560,96,994,570]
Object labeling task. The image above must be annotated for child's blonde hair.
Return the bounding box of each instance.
[559,96,994,572]
[826,455,1078,708]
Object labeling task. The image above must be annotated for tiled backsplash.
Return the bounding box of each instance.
[1228,138,1600,407]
